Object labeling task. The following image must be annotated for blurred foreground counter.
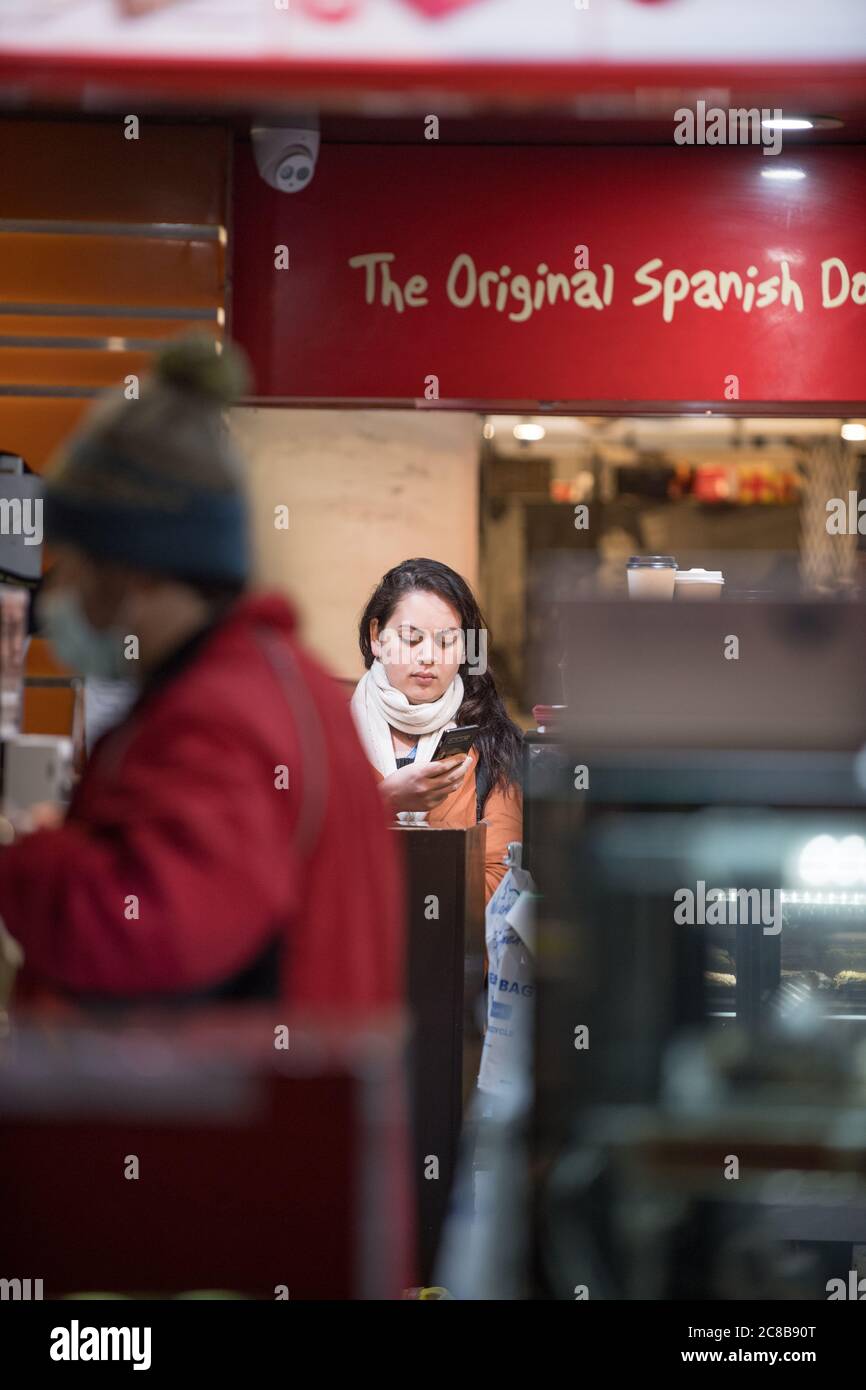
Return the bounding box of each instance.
[0,1009,412,1300]
[395,822,486,1282]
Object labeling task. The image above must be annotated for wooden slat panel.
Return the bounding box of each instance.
[23,639,75,738]
[0,235,223,307]
[22,687,75,738]
[0,314,220,340]
[0,347,155,389]
[0,398,93,472]
[0,117,230,745]
[0,121,228,226]
[27,636,70,679]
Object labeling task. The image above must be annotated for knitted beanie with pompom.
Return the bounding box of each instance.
[45,335,252,584]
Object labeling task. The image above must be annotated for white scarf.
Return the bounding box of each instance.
[351,659,464,779]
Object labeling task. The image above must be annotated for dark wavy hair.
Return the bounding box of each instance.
[358,557,522,797]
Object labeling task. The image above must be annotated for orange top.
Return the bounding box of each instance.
[373,747,522,900]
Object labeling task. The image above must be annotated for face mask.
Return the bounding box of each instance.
[38,588,131,682]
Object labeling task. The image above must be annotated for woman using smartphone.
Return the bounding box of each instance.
[352,557,523,899]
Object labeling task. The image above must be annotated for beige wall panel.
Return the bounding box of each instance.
[231,407,480,680]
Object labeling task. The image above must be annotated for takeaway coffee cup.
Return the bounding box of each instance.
[674,567,725,600]
[626,556,677,600]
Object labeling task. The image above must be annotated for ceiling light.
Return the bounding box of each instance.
[513,423,546,442]
[798,834,866,887]
[761,168,806,181]
[841,423,866,442]
[761,118,814,131]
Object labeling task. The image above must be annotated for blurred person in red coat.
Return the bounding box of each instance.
[0,338,403,1015]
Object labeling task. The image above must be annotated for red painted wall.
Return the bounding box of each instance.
[233,143,866,409]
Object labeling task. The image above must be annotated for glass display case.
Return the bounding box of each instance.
[522,740,866,1299]
[524,738,866,1035]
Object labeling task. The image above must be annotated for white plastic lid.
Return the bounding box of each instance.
[675,567,725,585]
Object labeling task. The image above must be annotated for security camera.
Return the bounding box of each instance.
[251,116,320,194]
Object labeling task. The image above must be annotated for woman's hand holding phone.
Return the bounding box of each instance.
[380,754,470,813]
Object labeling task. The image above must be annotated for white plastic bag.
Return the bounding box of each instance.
[478,842,537,1098]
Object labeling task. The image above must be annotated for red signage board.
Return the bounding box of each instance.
[232,144,866,408]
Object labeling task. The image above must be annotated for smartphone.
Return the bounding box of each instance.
[430,725,480,762]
